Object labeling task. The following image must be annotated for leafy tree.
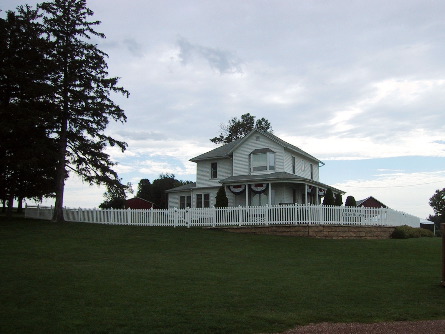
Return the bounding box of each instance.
[334,193,343,206]
[215,186,228,208]
[151,174,192,209]
[345,195,357,207]
[210,113,272,144]
[38,0,129,222]
[428,188,445,233]
[136,179,152,201]
[429,188,445,217]
[99,182,133,209]
[322,188,335,206]
[0,5,57,216]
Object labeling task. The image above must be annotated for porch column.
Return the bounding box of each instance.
[315,186,319,205]
[245,183,249,207]
[304,184,308,204]
[268,183,272,206]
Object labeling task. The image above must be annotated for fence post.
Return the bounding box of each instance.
[212,207,217,227]
[174,208,178,228]
[149,208,153,226]
[186,208,191,228]
[440,224,445,288]
[127,208,131,225]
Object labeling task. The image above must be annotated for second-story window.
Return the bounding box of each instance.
[292,156,296,174]
[251,149,275,172]
[210,162,217,179]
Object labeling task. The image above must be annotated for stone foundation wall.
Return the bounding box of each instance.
[222,225,396,239]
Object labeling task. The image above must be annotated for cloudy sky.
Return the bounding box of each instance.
[3,0,445,219]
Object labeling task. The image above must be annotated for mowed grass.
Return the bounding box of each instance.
[0,217,444,334]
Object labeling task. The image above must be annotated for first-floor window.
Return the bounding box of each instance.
[196,193,210,208]
[180,195,191,209]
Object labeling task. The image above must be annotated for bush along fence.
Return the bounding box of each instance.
[25,204,420,228]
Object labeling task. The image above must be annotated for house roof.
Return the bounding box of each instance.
[126,197,155,204]
[356,196,388,208]
[165,182,197,193]
[190,129,323,164]
[189,138,241,162]
[220,172,345,194]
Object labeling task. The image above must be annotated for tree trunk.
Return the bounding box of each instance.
[52,40,70,223]
[17,196,23,214]
[52,116,68,223]
[52,129,67,222]
[6,193,14,217]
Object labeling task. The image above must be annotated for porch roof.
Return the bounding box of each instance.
[220,172,345,194]
[165,182,196,193]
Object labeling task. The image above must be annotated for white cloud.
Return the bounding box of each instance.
[333,170,445,218]
[29,175,106,209]
[281,129,445,161]
[4,0,445,213]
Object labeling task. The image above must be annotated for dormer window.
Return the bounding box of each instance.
[250,148,275,172]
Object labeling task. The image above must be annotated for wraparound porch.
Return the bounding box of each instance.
[220,172,344,207]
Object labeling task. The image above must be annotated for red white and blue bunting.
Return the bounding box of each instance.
[307,186,326,196]
[250,183,268,194]
[229,184,246,195]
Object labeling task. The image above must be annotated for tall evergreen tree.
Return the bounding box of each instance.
[322,188,335,206]
[215,186,228,208]
[210,113,272,144]
[136,179,152,201]
[334,193,343,206]
[38,0,129,222]
[0,6,57,216]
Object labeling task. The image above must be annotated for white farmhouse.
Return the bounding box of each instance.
[167,129,344,209]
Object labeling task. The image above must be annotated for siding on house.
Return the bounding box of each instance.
[167,129,341,209]
[168,188,220,209]
[196,158,233,188]
[168,192,184,209]
[232,133,285,176]
[192,187,219,208]
[283,150,320,181]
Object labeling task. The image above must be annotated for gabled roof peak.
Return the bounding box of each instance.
[190,129,322,164]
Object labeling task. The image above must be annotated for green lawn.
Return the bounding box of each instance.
[1,216,444,334]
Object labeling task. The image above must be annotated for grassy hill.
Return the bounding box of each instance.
[1,216,444,333]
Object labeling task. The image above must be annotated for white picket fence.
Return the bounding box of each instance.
[25,204,420,228]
